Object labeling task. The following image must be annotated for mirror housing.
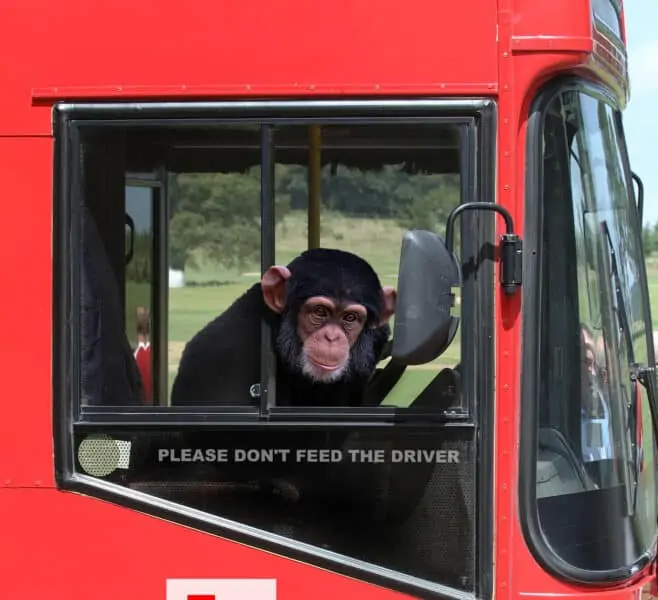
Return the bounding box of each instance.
[391,230,461,365]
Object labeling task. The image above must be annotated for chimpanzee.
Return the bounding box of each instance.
[170,248,396,407]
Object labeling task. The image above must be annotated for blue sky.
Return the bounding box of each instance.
[623,1,657,226]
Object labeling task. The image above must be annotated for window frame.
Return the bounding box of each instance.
[53,99,497,600]
[519,76,658,585]
[55,100,492,425]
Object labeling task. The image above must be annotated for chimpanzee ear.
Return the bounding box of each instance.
[261,266,292,313]
[379,286,397,325]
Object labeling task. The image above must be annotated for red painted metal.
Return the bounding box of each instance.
[0,0,653,598]
[0,490,410,600]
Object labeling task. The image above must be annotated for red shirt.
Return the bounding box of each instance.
[134,342,152,405]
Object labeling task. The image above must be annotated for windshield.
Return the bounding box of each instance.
[527,88,658,574]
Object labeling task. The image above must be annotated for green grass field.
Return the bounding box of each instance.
[126,210,658,408]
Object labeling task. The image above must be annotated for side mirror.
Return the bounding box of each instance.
[391,230,461,365]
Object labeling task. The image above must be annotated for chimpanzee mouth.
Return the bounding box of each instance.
[301,355,350,383]
[308,358,343,371]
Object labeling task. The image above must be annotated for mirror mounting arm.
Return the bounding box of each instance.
[445,202,523,295]
[633,364,658,448]
[631,172,644,223]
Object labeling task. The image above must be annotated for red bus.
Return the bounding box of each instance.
[1,0,657,599]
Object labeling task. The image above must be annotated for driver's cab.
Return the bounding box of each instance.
[519,82,658,578]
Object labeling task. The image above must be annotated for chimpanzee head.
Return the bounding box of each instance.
[261,248,397,383]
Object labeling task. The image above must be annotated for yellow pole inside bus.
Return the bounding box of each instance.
[308,125,321,249]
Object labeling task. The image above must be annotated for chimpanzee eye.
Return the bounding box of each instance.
[313,306,329,318]
[343,312,358,323]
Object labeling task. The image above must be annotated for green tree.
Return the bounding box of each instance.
[642,223,658,256]
[169,167,291,271]
[167,161,463,271]
[125,231,152,283]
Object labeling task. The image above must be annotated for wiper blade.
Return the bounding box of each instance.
[601,220,641,513]
[601,221,634,365]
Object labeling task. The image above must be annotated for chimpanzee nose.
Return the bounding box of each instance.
[324,329,341,343]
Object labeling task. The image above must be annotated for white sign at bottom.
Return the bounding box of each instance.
[166,578,277,600]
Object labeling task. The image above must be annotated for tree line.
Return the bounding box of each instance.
[643,222,658,257]
[126,160,657,285]
[167,164,460,272]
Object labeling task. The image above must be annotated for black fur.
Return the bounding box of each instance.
[170,248,390,407]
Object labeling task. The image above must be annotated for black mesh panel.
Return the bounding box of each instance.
[75,426,476,590]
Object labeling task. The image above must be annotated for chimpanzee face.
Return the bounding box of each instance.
[261,249,396,384]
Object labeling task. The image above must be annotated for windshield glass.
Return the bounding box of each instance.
[533,89,658,572]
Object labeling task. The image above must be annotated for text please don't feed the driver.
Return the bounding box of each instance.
[157,448,462,464]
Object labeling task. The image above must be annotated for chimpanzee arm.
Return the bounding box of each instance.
[170,283,264,406]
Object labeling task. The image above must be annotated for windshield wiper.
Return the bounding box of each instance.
[601,221,642,513]
[601,222,657,400]
[601,221,634,364]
